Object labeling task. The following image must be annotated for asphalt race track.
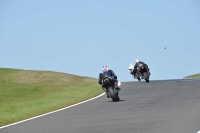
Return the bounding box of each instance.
[1,79,200,133]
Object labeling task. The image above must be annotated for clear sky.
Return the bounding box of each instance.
[0,0,200,82]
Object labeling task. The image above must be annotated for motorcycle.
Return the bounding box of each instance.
[136,64,150,82]
[102,73,121,102]
[129,64,142,81]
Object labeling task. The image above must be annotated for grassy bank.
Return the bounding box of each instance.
[0,68,102,126]
[184,73,200,78]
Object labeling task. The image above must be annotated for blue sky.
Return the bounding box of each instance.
[0,0,200,82]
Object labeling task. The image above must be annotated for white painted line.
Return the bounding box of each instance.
[197,131,200,133]
[0,93,105,129]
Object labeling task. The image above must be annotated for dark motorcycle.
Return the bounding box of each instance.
[102,73,120,102]
[136,64,150,82]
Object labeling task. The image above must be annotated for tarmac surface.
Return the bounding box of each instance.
[1,79,200,133]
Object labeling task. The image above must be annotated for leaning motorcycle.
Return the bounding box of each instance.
[102,73,121,102]
[129,64,141,81]
[137,64,150,82]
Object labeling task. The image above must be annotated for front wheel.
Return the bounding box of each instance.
[136,72,141,81]
[108,87,119,102]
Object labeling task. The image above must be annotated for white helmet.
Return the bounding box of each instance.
[135,59,140,63]
[129,63,134,69]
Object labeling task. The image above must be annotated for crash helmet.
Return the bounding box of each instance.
[102,66,108,73]
[135,59,140,63]
[129,63,134,69]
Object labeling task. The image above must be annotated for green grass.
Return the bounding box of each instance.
[184,73,200,78]
[0,68,103,126]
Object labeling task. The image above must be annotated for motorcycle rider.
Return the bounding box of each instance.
[98,66,121,98]
[130,59,150,79]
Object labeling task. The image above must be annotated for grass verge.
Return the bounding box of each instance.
[0,68,103,127]
[184,73,200,78]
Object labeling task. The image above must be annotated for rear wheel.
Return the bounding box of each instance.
[108,87,119,102]
[143,72,150,83]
